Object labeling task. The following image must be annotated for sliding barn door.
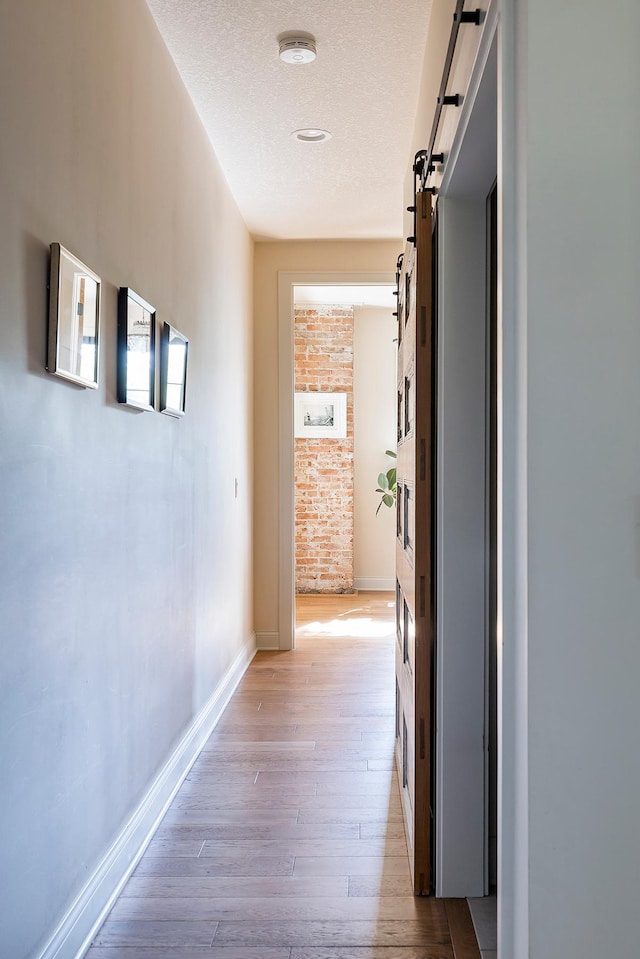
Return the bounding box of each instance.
[395,190,435,895]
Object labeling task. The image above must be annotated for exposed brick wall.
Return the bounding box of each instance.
[295,306,354,593]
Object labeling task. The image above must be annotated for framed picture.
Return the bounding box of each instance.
[294,391,347,438]
[159,322,188,417]
[47,243,100,388]
[117,287,156,411]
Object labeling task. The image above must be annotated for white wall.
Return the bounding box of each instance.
[353,306,397,589]
[0,3,253,957]
[500,1,640,955]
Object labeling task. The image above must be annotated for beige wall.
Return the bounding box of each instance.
[253,241,399,634]
[0,2,253,956]
[353,306,397,588]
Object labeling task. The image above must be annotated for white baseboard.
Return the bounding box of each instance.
[256,630,280,650]
[38,633,256,959]
[354,577,395,591]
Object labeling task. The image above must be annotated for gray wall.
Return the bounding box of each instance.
[436,197,487,897]
[500,0,640,955]
[0,2,253,956]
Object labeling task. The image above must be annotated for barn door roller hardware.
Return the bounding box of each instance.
[393,252,404,318]
[406,1,482,245]
[455,8,482,23]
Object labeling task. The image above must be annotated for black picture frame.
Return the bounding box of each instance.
[117,287,156,411]
[159,322,188,417]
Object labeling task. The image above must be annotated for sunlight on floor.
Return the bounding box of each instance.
[296,616,395,638]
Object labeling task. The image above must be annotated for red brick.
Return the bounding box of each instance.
[294,304,354,593]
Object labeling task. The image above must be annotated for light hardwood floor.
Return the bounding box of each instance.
[88,592,480,959]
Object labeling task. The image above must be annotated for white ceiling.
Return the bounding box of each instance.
[145,0,432,241]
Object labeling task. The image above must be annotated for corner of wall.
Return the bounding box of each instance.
[255,631,281,651]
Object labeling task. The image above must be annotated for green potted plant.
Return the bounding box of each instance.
[376,450,397,515]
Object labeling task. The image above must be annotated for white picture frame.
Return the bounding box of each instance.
[294,391,347,438]
[47,243,101,388]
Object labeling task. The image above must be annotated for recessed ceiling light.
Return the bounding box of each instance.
[279,36,317,64]
[291,128,332,143]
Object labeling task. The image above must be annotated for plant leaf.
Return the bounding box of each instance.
[377,472,388,489]
[382,493,394,508]
[385,450,397,459]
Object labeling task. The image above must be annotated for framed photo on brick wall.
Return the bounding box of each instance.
[294,391,347,439]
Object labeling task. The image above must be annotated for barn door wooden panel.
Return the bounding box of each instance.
[395,189,435,895]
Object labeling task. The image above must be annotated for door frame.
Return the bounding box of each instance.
[277,270,396,650]
[433,8,498,898]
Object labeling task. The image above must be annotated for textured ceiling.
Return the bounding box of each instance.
[145,0,432,240]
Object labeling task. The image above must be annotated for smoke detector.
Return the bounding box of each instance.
[279,36,317,64]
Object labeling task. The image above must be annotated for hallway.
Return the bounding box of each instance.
[88,593,479,958]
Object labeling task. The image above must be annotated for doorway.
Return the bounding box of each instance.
[277,272,396,649]
[292,285,396,603]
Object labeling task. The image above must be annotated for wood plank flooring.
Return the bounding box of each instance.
[87,592,480,959]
